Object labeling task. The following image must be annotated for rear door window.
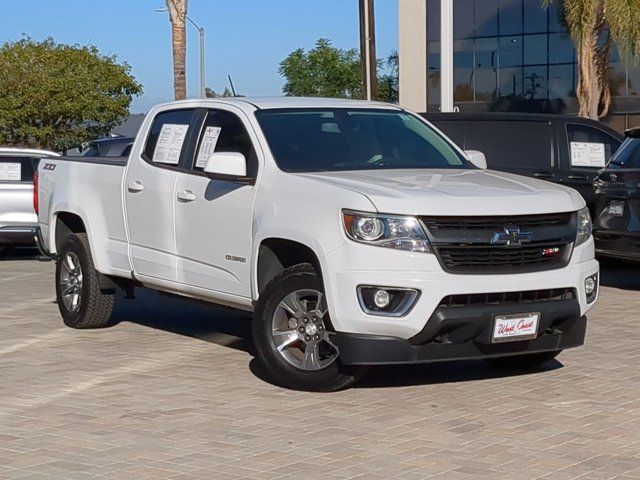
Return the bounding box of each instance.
[143,109,196,166]
[0,156,37,183]
[463,121,553,170]
[566,124,621,169]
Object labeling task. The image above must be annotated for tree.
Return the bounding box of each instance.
[279,38,398,102]
[377,51,399,103]
[280,39,362,98]
[0,38,142,151]
[166,0,188,100]
[205,86,233,98]
[543,0,640,119]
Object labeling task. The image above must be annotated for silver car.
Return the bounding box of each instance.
[0,148,59,252]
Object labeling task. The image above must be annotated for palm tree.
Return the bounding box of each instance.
[166,0,188,100]
[544,0,640,119]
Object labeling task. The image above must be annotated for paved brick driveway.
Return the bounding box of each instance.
[1,249,639,479]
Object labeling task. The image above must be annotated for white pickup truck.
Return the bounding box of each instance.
[36,97,599,391]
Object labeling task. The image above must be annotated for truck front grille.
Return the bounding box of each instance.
[421,213,576,274]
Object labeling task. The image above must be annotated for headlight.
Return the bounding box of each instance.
[342,211,432,253]
[576,206,592,246]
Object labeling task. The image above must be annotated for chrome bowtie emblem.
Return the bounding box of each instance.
[491,227,533,247]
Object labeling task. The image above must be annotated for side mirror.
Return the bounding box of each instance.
[465,150,487,170]
[204,152,250,182]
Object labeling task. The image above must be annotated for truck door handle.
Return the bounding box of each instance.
[567,174,589,181]
[533,171,554,179]
[177,190,196,202]
[128,180,144,192]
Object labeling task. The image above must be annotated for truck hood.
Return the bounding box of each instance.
[296,169,585,216]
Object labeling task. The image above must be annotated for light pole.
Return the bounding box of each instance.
[156,7,206,99]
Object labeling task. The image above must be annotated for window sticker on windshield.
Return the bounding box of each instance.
[570,142,606,168]
[195,126,222,168]
[153,123,189,165]
[0,162,21,181]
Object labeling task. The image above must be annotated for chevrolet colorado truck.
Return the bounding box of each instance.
[36,98,599,391]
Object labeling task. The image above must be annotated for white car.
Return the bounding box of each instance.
[0,148,59,253]
[35,97,599,391]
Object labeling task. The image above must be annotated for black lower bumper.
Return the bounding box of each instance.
[0,226,36,245]
[332,300,586,366]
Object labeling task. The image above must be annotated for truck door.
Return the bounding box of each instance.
[124,108,198,282]
[173,107,258,298]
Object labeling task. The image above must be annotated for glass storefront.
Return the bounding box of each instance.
[426,0,640,127]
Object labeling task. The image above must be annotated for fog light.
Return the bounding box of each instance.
[585,277,596,295]
[584,274,598,304]
[357,286,420,317]
[373,289,391,308]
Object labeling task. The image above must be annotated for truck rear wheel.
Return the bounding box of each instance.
[253,263,367,391]
[485,350,562,370]
[56,233,115,329]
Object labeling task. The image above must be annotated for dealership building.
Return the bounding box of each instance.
[399,0,640,131]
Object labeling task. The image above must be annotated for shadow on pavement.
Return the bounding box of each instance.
[114,289,562,389]
[113,288,254,355]
[598,258,640,291]
[0,246,40,261]
[354,358,563,389]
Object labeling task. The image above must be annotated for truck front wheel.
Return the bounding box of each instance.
[253,264,367,391]
[56,233,115,329]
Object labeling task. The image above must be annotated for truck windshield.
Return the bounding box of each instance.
[255,108,470,172]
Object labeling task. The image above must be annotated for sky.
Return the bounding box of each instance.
[0,0,399,113]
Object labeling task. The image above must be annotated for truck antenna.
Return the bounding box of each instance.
[228,75,238,97]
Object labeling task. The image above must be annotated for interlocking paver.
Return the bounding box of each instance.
[1,250,639,479]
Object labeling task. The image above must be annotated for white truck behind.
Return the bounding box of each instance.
[36,98,599,391]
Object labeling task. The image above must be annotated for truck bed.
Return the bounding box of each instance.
[38,154,132,277]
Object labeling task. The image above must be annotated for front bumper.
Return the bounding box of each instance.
[332,301,585,365]
[322,238,599,339]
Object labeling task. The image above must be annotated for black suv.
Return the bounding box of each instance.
[593,128,640,262]
[422,112,623,210]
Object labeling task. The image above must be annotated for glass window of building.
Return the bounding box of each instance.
[523,0,547,33]
[549,33,574,64]
[523,66,548,100]
[524,34,548,65]
[549,65,574,100]
[454,0,474,39]
[499,36,522,67]
[498,0,522,36]
[475,0,498,37]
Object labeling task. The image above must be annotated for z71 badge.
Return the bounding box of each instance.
[42,163,57,171]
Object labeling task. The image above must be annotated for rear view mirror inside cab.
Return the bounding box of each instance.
[204,152,249,182]
[465,150,487,169]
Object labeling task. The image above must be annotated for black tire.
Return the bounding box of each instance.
[56,233,115,329]
[253,263,368,392]
[485,350,562,370]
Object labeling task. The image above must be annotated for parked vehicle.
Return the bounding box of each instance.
[80,136,135,157]
[593,127,640,262]
[0,148,59,252]
[36,98,599,391]
[422,112,623,210]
